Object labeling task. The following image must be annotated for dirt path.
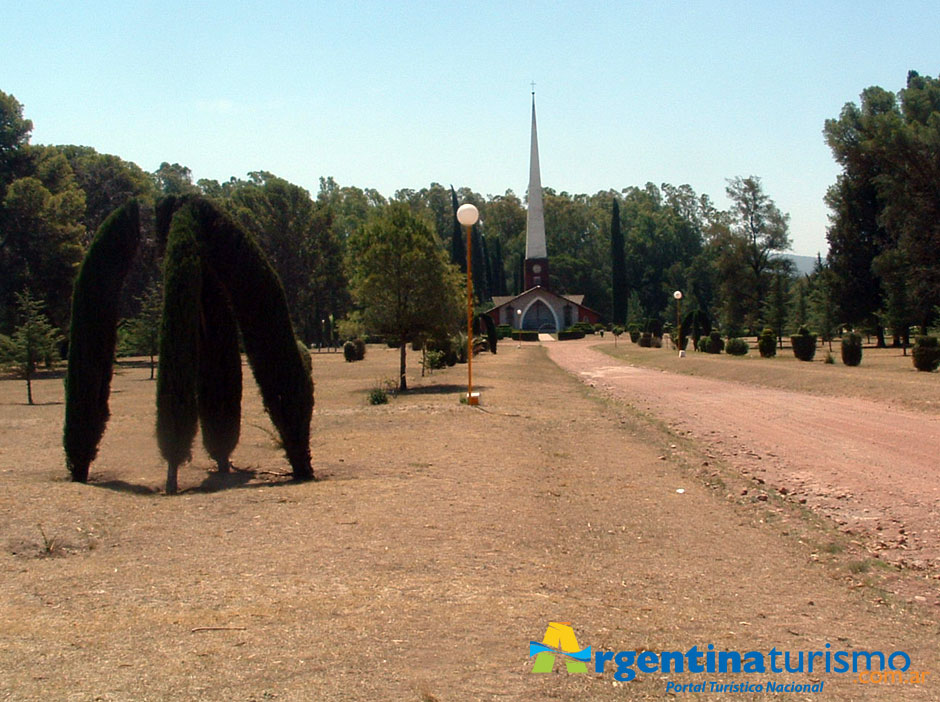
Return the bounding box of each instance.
[547,340,940,595]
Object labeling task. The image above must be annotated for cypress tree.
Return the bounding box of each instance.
[610,199,627,325]
[156,204,203,494]
[196,266,242,473]
[189,197,314,481]
[449,186,466,272]
[64,200,141,482]
[471,223,487,303]
[492,237,507,296]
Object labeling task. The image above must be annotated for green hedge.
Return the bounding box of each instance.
[758,328,777,358]
[558,330,586,340]
[511,330,539,341]
[791,326,817,362]
[841,333,862,367]
[912,336,940,372]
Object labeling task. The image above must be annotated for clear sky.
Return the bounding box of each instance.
[2,1,938,255]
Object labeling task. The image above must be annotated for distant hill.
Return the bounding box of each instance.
[781,254,822,277]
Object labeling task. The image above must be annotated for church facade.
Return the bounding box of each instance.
[486,91,600,333]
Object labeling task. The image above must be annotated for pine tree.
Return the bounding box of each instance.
[124,281,162,379]
[1,289,62,405]
[610,199,627,324]
[64,200,140,482]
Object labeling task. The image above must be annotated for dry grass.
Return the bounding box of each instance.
[0,343,937,700]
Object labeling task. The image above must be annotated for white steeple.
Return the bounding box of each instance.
[525,91,547,260]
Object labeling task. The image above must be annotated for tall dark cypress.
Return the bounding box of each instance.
[190,197,314,481]
[610,199,627,325]
[491,237,507,296]
[156,204,203,494]
[197,266,242,473]
[64,201,141,482]
[449,186,466,272]
[471,223,488,303]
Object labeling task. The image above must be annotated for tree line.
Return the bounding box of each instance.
[1,70,938,380]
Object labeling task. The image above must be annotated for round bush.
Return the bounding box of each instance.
[841,332,862,367]
[726,337,749,356]
[912,336,940,372]
[704,331,724,354]
[344,340,358,362]
[758,328,777,358]
[629,329,640,343]
[426,349,446,370]
[353,338,366,360]
[638,332,652,348]
[791,326,817,362]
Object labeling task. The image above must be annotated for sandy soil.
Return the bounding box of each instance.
[1,343,938,700]
[548,339,940,601]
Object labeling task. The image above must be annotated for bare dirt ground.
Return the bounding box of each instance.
[548,339,940,599]
[1,342,939,701]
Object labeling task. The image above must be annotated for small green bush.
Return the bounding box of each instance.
[758,328,777,358]
[425,349,446,370]
[912,336,940,372]
[638,332,652,347]
[629,330,640,343]
[353,338,366,360]
[791,326,817,362]
[704,331,724,354]
[558,329,585,340]
[496,324,513,339]
[368,386,388,405]
[510,330,539,342]
[697,336,708,352]
[726,337,749,356]
[841,332,862,366]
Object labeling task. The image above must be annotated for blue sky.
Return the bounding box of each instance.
[2,1,938,255]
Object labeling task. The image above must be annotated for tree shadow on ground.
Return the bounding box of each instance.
[87,466,300,496]
[402,383,488,396]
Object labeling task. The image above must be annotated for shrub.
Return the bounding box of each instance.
[824,352,835,364]
[344,340,358,362]
[368,386,388,405]
[697,337,708,352]
[558,329,585,340]
[726,337,749,356]
[629,329,640,343]
[354,338,366,360]
[510,330,539,342]
[791,326,817,362]
[593,323,605,334]
[638,332,652,347]
[425,349,446,370]
[64,201,141,482]
[758,328,777,358]
[912,336,940,372]
[841,332,862,367]
[704,331,724,354]
[496,324,513,339]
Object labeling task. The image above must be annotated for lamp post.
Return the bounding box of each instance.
[673,290,684,357]
[516,308,522,348]
[457,203,480,405]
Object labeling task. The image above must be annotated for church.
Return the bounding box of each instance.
[487,92,600,333]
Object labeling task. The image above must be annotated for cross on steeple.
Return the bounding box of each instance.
[530,81,536,95]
